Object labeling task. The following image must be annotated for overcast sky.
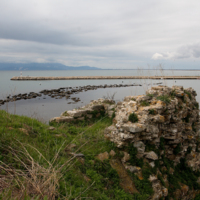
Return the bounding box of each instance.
[1,0,200,69]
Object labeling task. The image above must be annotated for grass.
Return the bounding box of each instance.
[184,90,192,100]
[140,101,150,107]
[1,106,200,199]
[128,112,138,123]
[0,110,115,199]
[156,95,171,104]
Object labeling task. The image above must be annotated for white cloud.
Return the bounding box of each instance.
[152,42,200,60]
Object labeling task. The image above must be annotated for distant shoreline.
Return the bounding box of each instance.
[2,69,200,71]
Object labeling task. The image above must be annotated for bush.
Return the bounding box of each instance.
[128,112,138,123]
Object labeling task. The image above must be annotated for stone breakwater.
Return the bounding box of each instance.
[0,83,146,106]
[11,75,200,80]
[51,85,200,199]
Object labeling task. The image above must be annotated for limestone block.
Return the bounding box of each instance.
[49,116,74,123]
[96,152,109,161]
[133,141,145,153]
[151,114,165,123]
[121,151,130,163]
[121,123,146,133]
[145,151,158,160]
[146,125,159,134]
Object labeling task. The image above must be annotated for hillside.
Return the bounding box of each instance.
[0,63,101,70]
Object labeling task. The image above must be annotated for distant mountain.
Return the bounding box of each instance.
[0,63,101,70]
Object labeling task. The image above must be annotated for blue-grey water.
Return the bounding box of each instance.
[0,70,200,123]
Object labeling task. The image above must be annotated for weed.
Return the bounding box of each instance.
[195,102,199,109]
[140,101,150,106]
[147,94,154,97]
[156,95,170,104]
[145,143,160,157]
[184,90,192,100]
[160,137,165,150]
[186,146,192,155]
[170,89,176,97]
[157,174,166,187]
[148,109,156,115]
[127,144,144,168]
[102,92,117,101]
[173,143,181,155]
[128,113,138,123]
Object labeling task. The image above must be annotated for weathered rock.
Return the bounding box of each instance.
[145,151,158,160]
[121,123,146,133]
[96,152,109,161]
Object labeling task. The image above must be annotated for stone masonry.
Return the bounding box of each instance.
[105,85,200,169]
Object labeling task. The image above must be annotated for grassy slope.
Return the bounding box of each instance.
[0,110,133,199]
[1,110,200,200]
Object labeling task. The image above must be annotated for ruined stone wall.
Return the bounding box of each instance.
[105,85,200,170]
[49,98,116,123]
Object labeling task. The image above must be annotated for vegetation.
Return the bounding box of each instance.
[148,109,156,115]
[156,95,171,104]
[140,101,150,107]
[184,90,192,100]
[1,100,200,199]
[128,112,138,123]
[147,94,154,97]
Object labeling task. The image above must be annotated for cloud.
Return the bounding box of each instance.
[152,42,200,60]
[1,0,200,68]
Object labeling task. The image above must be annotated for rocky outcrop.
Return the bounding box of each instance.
[104,85,200,199]
[105,85,200,168]
[49,98,116,123]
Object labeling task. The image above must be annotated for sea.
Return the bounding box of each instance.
[0,70,200,123]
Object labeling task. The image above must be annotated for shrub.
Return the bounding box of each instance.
[128,112,138,123]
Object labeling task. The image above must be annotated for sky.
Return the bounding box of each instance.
[1,0,200,69]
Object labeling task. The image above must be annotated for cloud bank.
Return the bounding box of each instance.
[1,0,200,69]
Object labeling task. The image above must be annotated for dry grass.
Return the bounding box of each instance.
[0,140,72,200]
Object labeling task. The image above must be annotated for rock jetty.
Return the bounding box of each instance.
[0,83,144,106]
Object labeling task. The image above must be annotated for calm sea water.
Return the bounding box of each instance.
[0,70,200,123]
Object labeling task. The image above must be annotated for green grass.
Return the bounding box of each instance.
[140,101,150,107]
[128,112,138,123]
[156,95,171,104]
[1,109,200,199]
[148,109,156,115]
[184,90,192,100]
